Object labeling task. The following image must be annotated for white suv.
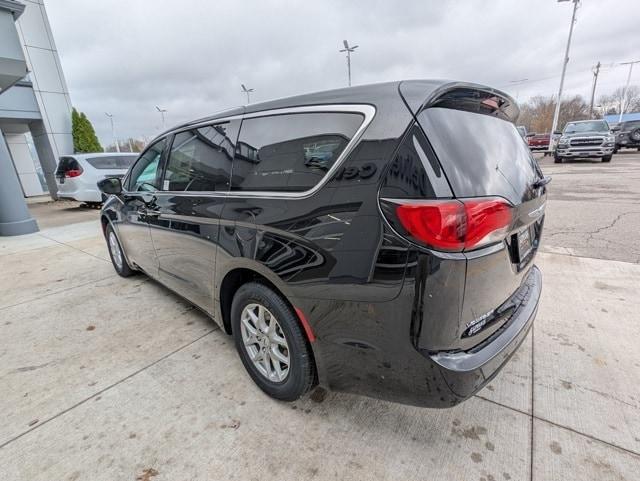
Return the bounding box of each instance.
[55,153,137,203]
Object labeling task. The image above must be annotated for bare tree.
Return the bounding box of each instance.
[598,85,640,115]
[104,137,145,153]
[517,95,589,133]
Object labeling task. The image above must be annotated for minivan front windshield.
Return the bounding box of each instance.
[563,121,609,134]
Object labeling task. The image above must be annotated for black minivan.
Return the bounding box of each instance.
[98,80,547,407]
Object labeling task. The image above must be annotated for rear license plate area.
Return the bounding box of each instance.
[515,226,533,264]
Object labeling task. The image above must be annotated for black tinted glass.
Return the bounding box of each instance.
[56,157,79,175]
[128,138,166,191]
[231,112,363,192]
[418,108,539,203]
[86,155,137,169]
[164,122,238,192]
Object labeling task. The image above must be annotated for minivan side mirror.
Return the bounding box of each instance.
[98,177,123,195]
[610,125,621,132]
[553,130,562,135]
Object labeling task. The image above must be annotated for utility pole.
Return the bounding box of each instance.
[339,40,358,87]
[105,112,120,152]
[589,61,600,119]
[619,60,640,123]
[155,106,167,130]
[241,84,254,104]
[550,0,580,143]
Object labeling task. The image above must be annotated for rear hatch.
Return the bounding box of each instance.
[398,84,547,351]
[55,156,83,188]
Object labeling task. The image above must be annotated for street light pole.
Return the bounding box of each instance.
[241,84,254,104]
[339,40,358,87]
[155,106,167,130]
[550,0,580,142]
[619,60,640,123]
[589,61,601,119]
[105,112,120,152]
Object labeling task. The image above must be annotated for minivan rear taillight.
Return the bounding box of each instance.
[65,168,83,178]
[391,197,512,252]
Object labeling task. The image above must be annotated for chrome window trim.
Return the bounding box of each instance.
[132,104,376,200]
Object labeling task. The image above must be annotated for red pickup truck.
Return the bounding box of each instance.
[528,133,550,150]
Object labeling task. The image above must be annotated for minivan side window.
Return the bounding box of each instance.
[127,138,166,191]
[163,122,239,192]
[231,112,363,192]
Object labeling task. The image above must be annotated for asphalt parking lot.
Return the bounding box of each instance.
[1,152,639,480]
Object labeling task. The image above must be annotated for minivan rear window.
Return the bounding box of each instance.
[418,108,539,204]
[231,112,363,192]
[55,157,80,176]
[86,155,137,169]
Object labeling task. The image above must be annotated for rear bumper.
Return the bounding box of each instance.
[302,265,541,408]
[429,265,540,398]
[56,183,102,202]
[617,140,640,148]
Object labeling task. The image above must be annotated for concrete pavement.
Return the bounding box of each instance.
[1,153,639,480]
[537,151,640,263]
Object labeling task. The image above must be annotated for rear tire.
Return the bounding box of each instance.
[629,128,640,143]
[602,155,612,163]
[105,224,136,277]
[231,282,315,402]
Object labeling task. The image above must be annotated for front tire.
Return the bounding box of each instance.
[231,282,315,401]
[554,153,562,163]
[105,223,136,277]
[602,155,612,163]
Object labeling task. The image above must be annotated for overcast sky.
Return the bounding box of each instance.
[46,0,640,145]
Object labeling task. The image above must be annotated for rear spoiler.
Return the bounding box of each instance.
[401,81,519,124]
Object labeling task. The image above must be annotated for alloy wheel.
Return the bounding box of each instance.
[108,231,123,270]
[240,303,290,382]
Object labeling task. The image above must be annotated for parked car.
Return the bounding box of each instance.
[98,80,546,407]
[613,120,640,152]
[517,125,527,138]
[554,120,615,163]
[56,153,138,204]
[527,133,550,150]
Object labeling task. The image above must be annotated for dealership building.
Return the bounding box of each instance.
[0,0,72,234]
